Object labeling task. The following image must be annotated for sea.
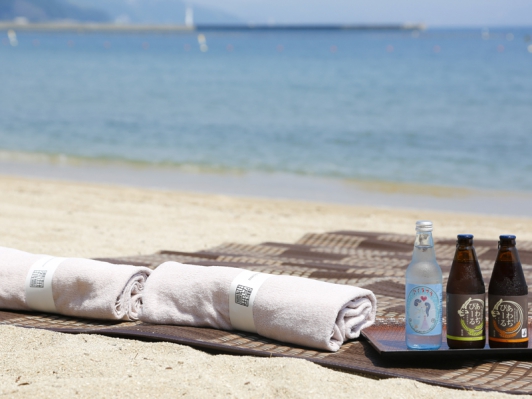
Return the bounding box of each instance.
[1,27,532,215]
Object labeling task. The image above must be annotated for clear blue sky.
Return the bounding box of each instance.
[188,0,532,26]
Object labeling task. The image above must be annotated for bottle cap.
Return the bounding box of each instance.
[499,234,516,240]
[415,220,433,232]
[457,234,473,240]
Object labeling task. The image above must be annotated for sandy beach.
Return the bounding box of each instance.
[1,174,530,398]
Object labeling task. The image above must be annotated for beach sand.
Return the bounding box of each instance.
[0,174,530,398]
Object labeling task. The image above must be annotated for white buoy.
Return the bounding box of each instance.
[197,34,208,52]
[7,29,18,47]
[185,7,194,27]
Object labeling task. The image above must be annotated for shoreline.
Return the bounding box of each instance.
[2,155,532,218]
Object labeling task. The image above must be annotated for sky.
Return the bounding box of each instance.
[186,0,532,27]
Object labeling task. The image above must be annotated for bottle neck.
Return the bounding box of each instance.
[454,244,475,262]
[496,243,521,264]
[447,240,484,293]
[412,231,437,262]
[415,231,434,248]
[490,242,527,295]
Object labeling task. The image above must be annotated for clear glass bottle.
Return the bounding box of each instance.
[405,220,443,350]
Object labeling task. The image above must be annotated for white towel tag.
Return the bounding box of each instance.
[229,270,271,333]
[25,256,66,313]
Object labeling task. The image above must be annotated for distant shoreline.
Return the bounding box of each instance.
[0,21,426,34]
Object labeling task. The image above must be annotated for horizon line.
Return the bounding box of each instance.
[0,21,426,33]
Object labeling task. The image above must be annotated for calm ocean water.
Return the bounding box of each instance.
[1,28,532,191]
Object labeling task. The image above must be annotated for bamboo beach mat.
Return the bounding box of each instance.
[2,231,532,394]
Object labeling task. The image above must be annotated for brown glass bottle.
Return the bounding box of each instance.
[446,234,486,349]
[488,235,529,348]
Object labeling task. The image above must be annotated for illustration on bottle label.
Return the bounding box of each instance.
[489,295,528,343]
[406,284,442,335]
[446,294,485,341]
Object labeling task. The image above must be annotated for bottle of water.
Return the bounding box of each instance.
[405,220,442,349]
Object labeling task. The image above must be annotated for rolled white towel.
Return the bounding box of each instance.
[0,246,151,321]
[140,262,376,351]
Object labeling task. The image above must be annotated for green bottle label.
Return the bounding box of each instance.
[446,293,485,341]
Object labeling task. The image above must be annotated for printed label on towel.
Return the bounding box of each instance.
[30,270,48,288]
[229,270,271,333]
[24,256,66,313]
[235,284,253,307]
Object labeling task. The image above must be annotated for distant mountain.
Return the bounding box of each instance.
[0,0,109,22]
[73,0,242,25]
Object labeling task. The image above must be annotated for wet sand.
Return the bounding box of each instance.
[0,174,529,398]
[3,154,532,218]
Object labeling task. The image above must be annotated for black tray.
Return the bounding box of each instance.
[362,319,532,359]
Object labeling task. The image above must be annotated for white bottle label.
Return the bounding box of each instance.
[406,284,442,335]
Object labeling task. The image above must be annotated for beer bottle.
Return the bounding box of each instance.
[488,235,529,348]
[405,220,442,350]
[446,234,485,349]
